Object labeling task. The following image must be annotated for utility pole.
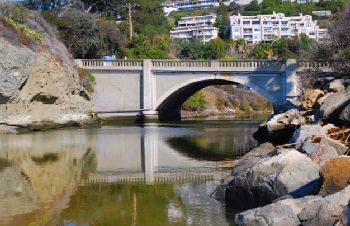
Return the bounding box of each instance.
[127,3,133,41]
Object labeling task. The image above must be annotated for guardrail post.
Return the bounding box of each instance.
[284,59,299,100]
[74,59,83,67]
[141,59,157,117]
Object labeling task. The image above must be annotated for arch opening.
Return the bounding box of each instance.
[156,78,274,121]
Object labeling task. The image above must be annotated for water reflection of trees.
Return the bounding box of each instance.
[166,125,258,161]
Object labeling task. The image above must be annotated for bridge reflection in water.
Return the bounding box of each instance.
[80,126,235,185]
[0,122,259,225]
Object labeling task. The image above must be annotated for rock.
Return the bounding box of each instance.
[273,98,301,114]
[316,92,350,125]
[0,32,36,105]
[225,150,320,211]
[291,123,335,144]
[0,124,19,134]
[0,15,94,129]
[300,89,324,110]
[308,138,338,166]
[329,79,345,92]
[254,109,308,145]
[340,103,350,126]
[239,143,277,160]
[300,142,320,155]
[321,137,348,155]
[319,157,350,196]
[235,185,350,226]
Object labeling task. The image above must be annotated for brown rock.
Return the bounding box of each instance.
[319,157,350,196]
[300,89,324,110]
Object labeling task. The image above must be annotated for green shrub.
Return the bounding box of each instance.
[182,91,207,111]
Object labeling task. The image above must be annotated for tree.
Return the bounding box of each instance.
[317,3,350,76]
[43,10,99,58]
[207,38,226,59]
[245,0,261,11]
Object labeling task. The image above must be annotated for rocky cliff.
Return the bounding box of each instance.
[0,10,93,132]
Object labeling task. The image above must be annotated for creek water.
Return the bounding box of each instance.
[0,119,262,226]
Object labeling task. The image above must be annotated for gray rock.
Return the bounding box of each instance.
[321,137,348,155]
[329,79,345,92]
[308,138,338,166]
[254,110,307,144]
[316,92,350,125]
[340,103,350,126]
[235,185,350,226]
[225,150,320,211]
[301,142,320,155]
[291,123,335,144]
[0,39,35,103]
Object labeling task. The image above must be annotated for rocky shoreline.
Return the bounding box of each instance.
[221,79,350,225]
[0,12,98,133]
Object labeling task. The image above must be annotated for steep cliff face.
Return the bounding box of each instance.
[0,12,93,130]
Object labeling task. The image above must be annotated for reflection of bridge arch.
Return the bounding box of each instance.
[155,76,278,121]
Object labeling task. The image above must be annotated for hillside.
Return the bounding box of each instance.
[182,85,272,117]
[0,5,93,132]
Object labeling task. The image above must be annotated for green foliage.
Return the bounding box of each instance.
[239,102,251,111]
[182,92,207,111]
[246,0,261,11]
[207,38,226,59]
[344,48,350,59]
[125,35,171,59]
[43,10,100,58]
[250,34,315,59]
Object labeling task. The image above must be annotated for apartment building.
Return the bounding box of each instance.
[230,12,328,43]
[174,0,219,11]
[170,15,219,42]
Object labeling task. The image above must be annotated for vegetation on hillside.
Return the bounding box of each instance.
[14,0,348,60]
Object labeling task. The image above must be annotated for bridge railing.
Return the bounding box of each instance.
[151,60,285,69]
[75,59,144,68]
[152,60,211,68]
[297,60,334,68]
[219,60,284,68]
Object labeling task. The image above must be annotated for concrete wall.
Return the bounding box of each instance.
[90,70,142,112]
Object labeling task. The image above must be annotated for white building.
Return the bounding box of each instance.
[312,10,332,17]
[230,12,328,43]
[173,0,219,11]
[170,15,219,42]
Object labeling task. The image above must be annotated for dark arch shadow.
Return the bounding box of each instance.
[157,79,237,121]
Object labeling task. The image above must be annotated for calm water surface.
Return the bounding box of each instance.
[0,119,261,226]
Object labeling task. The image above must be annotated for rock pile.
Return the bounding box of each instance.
[224,78,350,225]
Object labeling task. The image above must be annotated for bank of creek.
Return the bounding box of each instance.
[0,118,262,226]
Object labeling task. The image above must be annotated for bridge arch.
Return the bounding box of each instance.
[155,76,277,121]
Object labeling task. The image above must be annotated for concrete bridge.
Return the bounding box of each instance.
[76,59,332,120]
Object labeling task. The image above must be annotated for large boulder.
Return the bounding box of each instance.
[254,109,308,145]
[235,185,350,226]
[0,13,94,130]
[300,89,324,110]
[0,40,35,103]
[225,150,320,211]
[316,92,350,125]
[319,157,350,196]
